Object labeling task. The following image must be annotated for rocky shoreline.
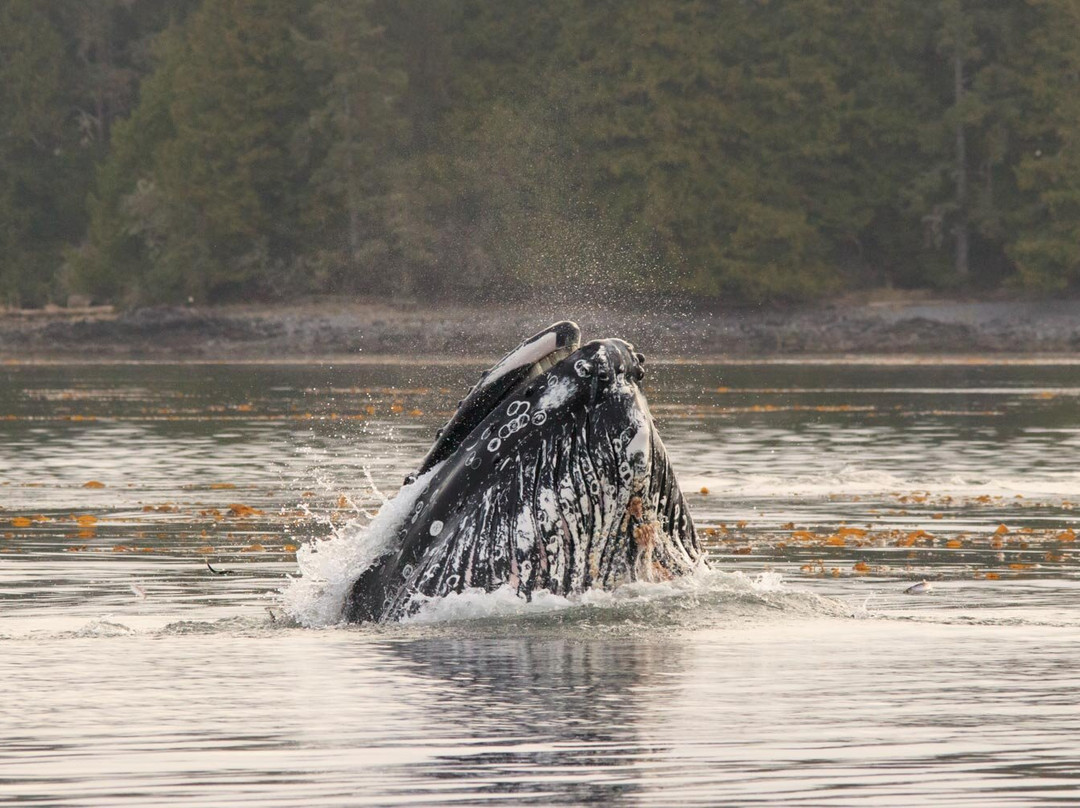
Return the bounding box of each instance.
[1,298,1078,360]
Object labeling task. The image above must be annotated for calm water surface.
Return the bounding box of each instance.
[2,359,1079,806]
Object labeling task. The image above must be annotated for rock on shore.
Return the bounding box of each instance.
[1,298,1078,360]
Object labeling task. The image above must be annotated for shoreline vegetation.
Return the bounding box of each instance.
[5,2,1080,311]
[2,295,1078,361]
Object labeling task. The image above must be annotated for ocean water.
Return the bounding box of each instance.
[2,358,1078,806]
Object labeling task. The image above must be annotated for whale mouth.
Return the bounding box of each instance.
[480,325,579,389]
[528,345,575,378]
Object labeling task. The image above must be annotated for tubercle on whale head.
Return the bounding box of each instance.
[566,339,647,389]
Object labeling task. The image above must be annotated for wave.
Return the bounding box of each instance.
[280,465,440,627]
[281,500,856,631]
[397,568,857,633]
[277,460,876,631]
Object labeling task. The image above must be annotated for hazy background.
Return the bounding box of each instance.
[3,0,1080,310]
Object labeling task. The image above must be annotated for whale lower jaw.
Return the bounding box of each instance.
[365,414,700,623]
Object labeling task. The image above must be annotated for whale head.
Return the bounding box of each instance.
[345,322,703,622]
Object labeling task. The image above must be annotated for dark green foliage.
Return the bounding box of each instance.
[0,1,86,305]
[1004,0,1080,290]
[87,0,314,303]
[69,25,185,304]
[8,0,1080,306]
[297,0,408,295]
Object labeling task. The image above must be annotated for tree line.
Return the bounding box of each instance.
[2,0,1079,308]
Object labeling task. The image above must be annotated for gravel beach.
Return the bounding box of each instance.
[1,297,1078,361]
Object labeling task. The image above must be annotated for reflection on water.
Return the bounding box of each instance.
[383,638,683,806]
[1,360,1078,805]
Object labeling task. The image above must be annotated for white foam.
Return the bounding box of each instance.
[280,464,443,627]
[402,567,798,625]
[404,586,576,623]
[69,619,137,638]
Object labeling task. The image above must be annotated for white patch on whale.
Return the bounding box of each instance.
[537,376,577,411]
[537,489,559,530]
[626,422,651,460]
[515,509,535,552]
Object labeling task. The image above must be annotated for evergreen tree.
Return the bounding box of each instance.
[13,0,1080,306]
[0,0,85,305]
[69,25,185,303]
[298,0,408,294]
[61,0,199,303]
[893,1,1062,290]
[61,1,200,151]
[148,0,313,301]
[1005,0,1080,291]
[431,0,616,299]
[77,0,313,304]
[553,0,855,302]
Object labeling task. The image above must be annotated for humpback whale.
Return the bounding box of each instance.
[344,321,705,623]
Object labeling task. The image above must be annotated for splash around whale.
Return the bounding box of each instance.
[333,321,706,623]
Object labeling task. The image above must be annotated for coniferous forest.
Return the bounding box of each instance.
[3,0,1080,308]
